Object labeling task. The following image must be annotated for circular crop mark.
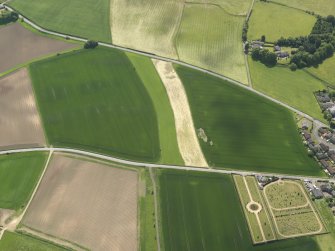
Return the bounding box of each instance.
[246,201,262,214]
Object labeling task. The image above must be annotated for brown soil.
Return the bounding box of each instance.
[22,153,138,251]
[0,23,76,73]
[0,68,46,149]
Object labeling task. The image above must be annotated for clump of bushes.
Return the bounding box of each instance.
[84,40,98,49]
[0,10,19,25]
[251,48,277,67]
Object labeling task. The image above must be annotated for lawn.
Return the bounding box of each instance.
[0,152,47,210]
[176,4,248,84]
[249,59,325,122]
[271,0,335,16]
[0,232,67,251]
[30,48,160,162]
[159,170,321,251]
[127,53,183,165]
[175,64,323,176]
[9,0,111,42]
[248,1,316,42]
[307,56,335,87]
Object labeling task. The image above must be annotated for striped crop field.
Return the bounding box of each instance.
[186,0,253,15]
[176,4,248,84]
[271,0,335,16]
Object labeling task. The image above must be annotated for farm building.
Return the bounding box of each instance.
[276,51,289,58]
[311,188,324,199]
[320,183,333,193]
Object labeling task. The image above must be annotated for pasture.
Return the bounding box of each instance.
[127,54,183,165]
[0,23,76,74]
[0,68,46,149]
[307,56,335,87]
[9,0,111,42]
[249,58,325,122]
[22,153,139,251]
[264,180,326,238]
[176,4,248,84]
[111,0,182,58]
[175,65,323,176]
[271,0,335,16]
[0,152,47,210]
[0,232,67,251]
[248,1,316,42]
[30,48,160,162]
[159,170,321,251]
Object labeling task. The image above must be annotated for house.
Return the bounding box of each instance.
[274,45,281,51]
[329,154,335,162]
[331,190,335,197]
[320,143,330,152]
[326,165,335,176]
[303,131,311,140]
[316,152,327,160]
[311,188,324,199]
[319,127,328,135]
[330,137,335,144]
[276,51,289,58]
[320,183,333,193]
[311,145,321,154]
[320,159,329,168]
[324,133,333,140]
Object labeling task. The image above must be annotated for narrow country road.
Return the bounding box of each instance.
[0,147,333,182]
[2,4,329,130]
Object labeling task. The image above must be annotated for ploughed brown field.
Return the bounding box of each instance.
[0,23,76,73]
[22,153,138,251]
[0,68,46,149]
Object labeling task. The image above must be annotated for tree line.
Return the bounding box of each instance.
[0,10,19,25]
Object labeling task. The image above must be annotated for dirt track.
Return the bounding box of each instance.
[152,59,208,167]
[22,153,138,251]
[0,68,46,149]
[0,23,76,73]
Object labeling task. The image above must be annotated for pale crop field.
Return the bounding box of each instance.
[22,153,138,251]
[111,0,183,59]
[248,1,316,42]
[272,0,335,16]
[0,68,46,149]
[176,4,248,84]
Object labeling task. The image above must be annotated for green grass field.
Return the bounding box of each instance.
[0,152,47,210]
[271,0,335,16]
[307,56,335,87]
[9,0,111,42]
[159,170,321,251]
[248,1,316,42]
[249,59,325,122]
[0,232,67,251]
[175,64,323,176]
[126,53,183,165]
[30,48,160,162]
[176,4,248,84]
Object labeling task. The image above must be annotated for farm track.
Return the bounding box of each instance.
[0,147,333,183]
[1,4,327,128]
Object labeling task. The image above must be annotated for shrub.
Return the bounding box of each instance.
[84,40,98,49]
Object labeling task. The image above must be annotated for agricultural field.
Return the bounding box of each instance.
[22,153,139,251]
[153,60,207,167]
[126,54,183,165]
[9,0,111,42]
[271,0,335,16]
[234,175,275,243]
[0,152,47,210]
[248,1,316,42]
[0,68,46,149]
[307,56,335,87]
[0,23,76,74]
[264,180,326,238]
[176,4,248,84]
[175,65,323,176]
[159,170,321,251]
[0,231,67,251]
[186,0,253,15]
[249,58,325,122]
[111,0,182,59]
[30,48,160,162]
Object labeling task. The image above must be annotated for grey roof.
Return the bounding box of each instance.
[320,159,329,167]
[311,188,324,198]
